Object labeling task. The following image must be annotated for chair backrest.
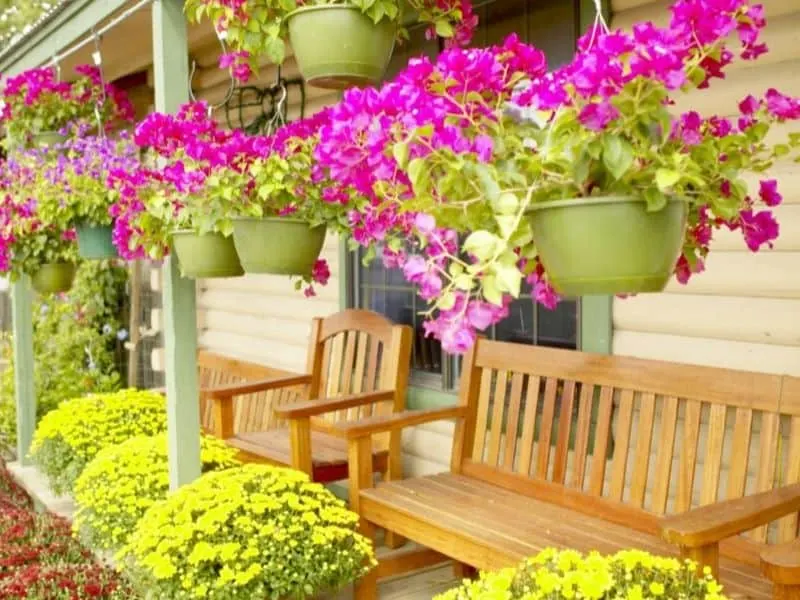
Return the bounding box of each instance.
[197,351,306,434]
[306,309,413,450]
[452,339,800,547]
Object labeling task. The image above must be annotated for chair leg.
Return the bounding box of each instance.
[383,438,406,549]
[355,521,379,600]
[453,562,477,580]
[774,584,800,600]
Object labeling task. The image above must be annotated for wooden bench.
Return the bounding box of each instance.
[338,339,800,599]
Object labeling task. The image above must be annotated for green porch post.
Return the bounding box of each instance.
[11,277,35,465]
[152,0,201,489]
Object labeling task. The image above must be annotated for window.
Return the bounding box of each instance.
[348,0,581,390]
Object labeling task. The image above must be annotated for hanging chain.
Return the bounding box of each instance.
[586,0,610,50]
[266,65,287,136]
[92,29,107,138]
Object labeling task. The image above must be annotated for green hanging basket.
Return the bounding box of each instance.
[30,262,77,295]
[76,223,119,260]
[286,4,396,90]
[527,195,688,296]
[30,131,67,149]
[232,217,327,276]
[171,231,244,279]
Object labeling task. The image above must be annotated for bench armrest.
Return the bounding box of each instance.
[274,390,395,419]
[205,374,313,401]
[661,482,800,547]
[762,539,800,586]
[335,406,468,440]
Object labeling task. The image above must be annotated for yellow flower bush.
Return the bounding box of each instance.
[436,549,727,600]
[30,389,166,494]
[121,464,376,599]
[73,433,240,552]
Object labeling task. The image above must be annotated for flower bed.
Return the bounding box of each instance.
[0,460,134,599]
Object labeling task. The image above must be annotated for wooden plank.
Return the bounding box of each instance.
[701,404,728,506]
[651,396,679,515]
[552,380,576,485]
[676,400,702,513]
[571,384,594,490]
[326,333,345,397]
[752,412,780,542]
[629,392,656,508]
[609,390,635,501]
[11,277,35,466]
[502,372,525,472]
[728,408,754,500]
[535,378,558,479]
[516,376,540,476]
[155,0,200,490]
[588,387,614,496]
[351,332,368,419]
[473,338,783,413]
[486,371,508,467]
[779,417,800,543]
[471,369,494,463]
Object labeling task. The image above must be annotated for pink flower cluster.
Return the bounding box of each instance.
[312,0,799,354]
[109,102,332,292]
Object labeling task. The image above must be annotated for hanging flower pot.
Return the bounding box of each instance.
[171,231,244,279]
[30,131,67,149]
[232,217,327,276]
[286,5,396,90]
[527,196,688,296]
[30,262,77,295]
[76,223,119,260]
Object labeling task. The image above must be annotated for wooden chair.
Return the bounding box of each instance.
[339,338,800,599]
[205,309,413,489]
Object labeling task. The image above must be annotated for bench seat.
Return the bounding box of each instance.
[361,472,771,598]
[227,429,389,482]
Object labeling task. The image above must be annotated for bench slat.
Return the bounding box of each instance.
[651,396,679,514]
[516,375,540,477]
[630,392,656,508]
[588,386,614,496]
[536,377,558,479]
[609,389,635,502]
[571,383,594,490]
[779,417,800,543]
[502,372,525,472]
[552,380,576,485]
[677,399,702,513]
[701,404,729,506]
[729,407,754,500]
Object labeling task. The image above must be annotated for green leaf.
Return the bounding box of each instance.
[492,192,519,216]
[392,141,409,169]
[643,188,668,212]
[495,215,517,238]
[482,274,502,306]
[435,20,454,38]
[463,230,499,261]
[655,168,681,192]
[493,263,522,298]
[602,135,635,180]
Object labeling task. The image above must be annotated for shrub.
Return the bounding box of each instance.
[30,389,165,495]
[122,464,376,600]
[73,433,240,552]
[0,261,128,454]
[436,549,726,600]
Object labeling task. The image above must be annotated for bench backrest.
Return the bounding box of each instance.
[197,351,306,433]
[307,309,413,451]
[452,339,800,547]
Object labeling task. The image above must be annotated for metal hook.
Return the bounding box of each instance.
[188,32,237,120]
[51,55,61,82]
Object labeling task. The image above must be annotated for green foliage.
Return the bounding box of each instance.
[74,434,240,552]
[122,464,376,599]
[29,389,166,495]
[0,261,128,454]
[436,549,727,600]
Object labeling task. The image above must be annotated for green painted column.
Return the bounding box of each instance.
[152,0,201,489]
[11,277,35,465]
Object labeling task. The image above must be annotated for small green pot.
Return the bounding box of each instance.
[30,131,67,149]
[30,262,77,295]
[76,223,119,260]
[232,217,327,276]
[171,231,244,279]
[286,4,396,90]
[527,195,688,296]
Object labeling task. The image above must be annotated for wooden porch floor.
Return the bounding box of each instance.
[330,563,458,599]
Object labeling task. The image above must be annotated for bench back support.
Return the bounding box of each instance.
[197,351,305,433]
[453,339,800,545]
[308,309,413,451]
